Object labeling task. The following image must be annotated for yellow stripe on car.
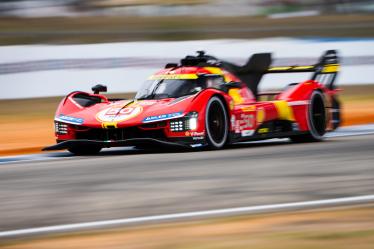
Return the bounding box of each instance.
[322,64,339,73]
[256,107,265,124]
[258,127,269,134]
[228,88,244,105]
[293,65,314,70]
[268,65,314,71]
[149,74,198,80]
[102,122,118,129]
[273,100,295,121]
[204,67,232,82]
[268,66,291,71]
[204,67,223,75]
[241,105,256,112]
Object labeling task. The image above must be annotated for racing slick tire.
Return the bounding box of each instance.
[331,95,341,130]
[290,91,327,143]
[68,145,102,155]
[205,96,229,149]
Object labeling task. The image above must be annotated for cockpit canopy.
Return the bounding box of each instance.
[135,74,226,100]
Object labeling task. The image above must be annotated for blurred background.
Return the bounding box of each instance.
[1,0,374,44]
[1,1,374,248]
[1,0,374,17]
[1,0,374,98]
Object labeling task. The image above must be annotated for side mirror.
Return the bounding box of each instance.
[226,81,241,88]
[92,84,107,94]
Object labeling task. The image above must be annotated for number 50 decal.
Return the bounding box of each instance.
[96,105,143,122]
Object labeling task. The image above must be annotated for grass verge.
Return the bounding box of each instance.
[1,205,374,249]
[1,14,374,44]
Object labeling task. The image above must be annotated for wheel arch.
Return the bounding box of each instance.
[213,93,231,119]
[188,89,232,117]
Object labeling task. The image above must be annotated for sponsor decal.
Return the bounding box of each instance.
[149,74,198,80]
[185,131,205,137]
[235,113,255,133]
[192,136,205,140]
[241,130,254,137]
[190,143,203,148]
[143,112,183,123]
[241,106,256,112]
[96,104,143,122]
[55,114,84,125]
[139,100,156,106]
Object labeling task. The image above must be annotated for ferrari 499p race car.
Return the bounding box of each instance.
[43,50,341,155]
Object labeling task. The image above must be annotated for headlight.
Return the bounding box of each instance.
[169,112,198,132]
[170,119,185,132]
[55,121,69,135]
[187,112,198,131]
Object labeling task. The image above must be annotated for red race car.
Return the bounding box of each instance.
[43,50,341,155]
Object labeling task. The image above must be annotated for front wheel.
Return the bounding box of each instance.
[205,96,229,149]
[290,91,327,143]
[68,145,102,155]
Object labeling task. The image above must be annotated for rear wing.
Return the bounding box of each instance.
[221,50,340,97]
[267,50,340,90]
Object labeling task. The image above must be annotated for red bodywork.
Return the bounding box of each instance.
[45,51,340,151]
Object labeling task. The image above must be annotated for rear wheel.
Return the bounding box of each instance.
[68,145,102,155]
[331,96,341,130]
[290,91,327,143]
[205,96,229,149]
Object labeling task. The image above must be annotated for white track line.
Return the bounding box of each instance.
[1,194,374,239]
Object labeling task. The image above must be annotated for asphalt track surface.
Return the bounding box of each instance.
[0,126,374,233]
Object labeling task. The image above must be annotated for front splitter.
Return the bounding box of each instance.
[42,138,190,151]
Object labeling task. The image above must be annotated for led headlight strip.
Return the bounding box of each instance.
[169,112,198,132]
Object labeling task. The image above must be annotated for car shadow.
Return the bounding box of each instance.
[44,138,339,158]
[93,138,293,157]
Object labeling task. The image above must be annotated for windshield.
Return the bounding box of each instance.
[135,79,202,100]
[135,77,226,100]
